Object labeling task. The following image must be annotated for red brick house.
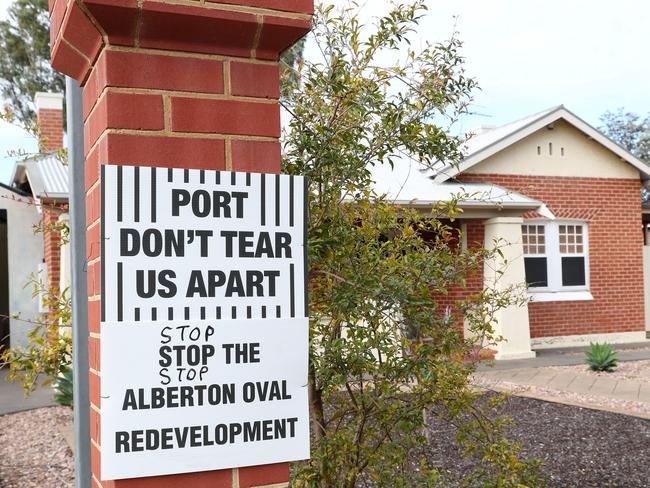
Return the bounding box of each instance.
[372,106,650,359]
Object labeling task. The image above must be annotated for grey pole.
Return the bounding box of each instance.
[65,76,91,488]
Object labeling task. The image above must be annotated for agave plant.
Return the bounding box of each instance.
[585,342,618,372]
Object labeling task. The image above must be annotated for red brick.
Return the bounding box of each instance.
[86,146,100,191]
[51,37,91,84]
[206,0,313,15]
[255,15,311,60]
[99,133,226,169]
[87,223,100,261]
[112,470,232,488]
[171,97,280,137]
[88,300,100,334]
[87,262,95,296]
[61,2,103,63]
[85,92,164,150]
[98,50,224,94]
[50,0,68,47]
[86,185,101,226]
[89,335,100,371]
[459,173,645,339]
[230,62,280,99]
[90,406,100,444]
[139,2,257,57]
[84,0,139,46]
[83,68,99,121]
[38,109,64,152]
[89,370,100,407]
[91,441,101,481]
[239,462,290,487]
[231,140,281,173]
[93,261,101,297]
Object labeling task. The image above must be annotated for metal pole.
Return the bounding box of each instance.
[65,76,91,488]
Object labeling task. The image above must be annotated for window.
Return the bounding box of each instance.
[522,222,589,292]
[559,224,586,287]
[522,225,548,287]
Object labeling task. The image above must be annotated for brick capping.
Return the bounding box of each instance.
[50,0,311,84]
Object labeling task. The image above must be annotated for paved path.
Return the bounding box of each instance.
[476,367,650,404]
[474,342,650,417]
[0,369,56,415]
[477,341,650,371]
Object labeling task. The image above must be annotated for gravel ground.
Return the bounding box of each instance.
[426,393,650,488]
[2,400,649,487]
[544,359,650,384]
[0,407,73,488]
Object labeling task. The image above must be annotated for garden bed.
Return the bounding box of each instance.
[2,397,649,487]
[425,393,650,487]
[0,407,73,488]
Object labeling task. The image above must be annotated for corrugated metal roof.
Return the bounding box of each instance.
[38,153,69,196]
[11,153,69,200]
[367,158,540,209]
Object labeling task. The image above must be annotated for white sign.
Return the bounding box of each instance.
[100,165,310,480]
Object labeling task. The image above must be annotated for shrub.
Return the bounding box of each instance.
[54,365,73,407]
[585,342,618,372]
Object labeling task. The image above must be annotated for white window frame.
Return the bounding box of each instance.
[523,220,592,301]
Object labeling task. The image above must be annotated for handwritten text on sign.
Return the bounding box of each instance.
[99,165,309,480]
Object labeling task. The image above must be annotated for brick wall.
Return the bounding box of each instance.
[35,94,64,293]
[459,173,645,338]
[431,220,485,332]
[50,1,312,487]
[38,108,64,153]
[42,208,62,291]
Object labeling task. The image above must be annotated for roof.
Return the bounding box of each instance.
[368,159,541,210]
[0,181,30,198]
[11,153,69,201]
[432,105,650,183]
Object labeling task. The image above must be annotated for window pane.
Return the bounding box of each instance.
[562,257,586,286]
[522,224,546,255]
[559,224,586,255]
[524,257,548,288]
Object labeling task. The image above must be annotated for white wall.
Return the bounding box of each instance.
[0,187,44,348]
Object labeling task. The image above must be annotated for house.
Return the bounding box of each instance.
[371,106,650,359]
[0,92,69,350]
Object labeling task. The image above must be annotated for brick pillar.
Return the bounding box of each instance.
[35,92,65,292]
[35,92,64,152]
[48,1,312,487]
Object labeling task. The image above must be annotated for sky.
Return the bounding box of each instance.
[0,0,648,183]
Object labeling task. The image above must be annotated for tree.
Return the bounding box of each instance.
[600,109,650,163]
[284,2,541,486]
[0,0,65,125]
